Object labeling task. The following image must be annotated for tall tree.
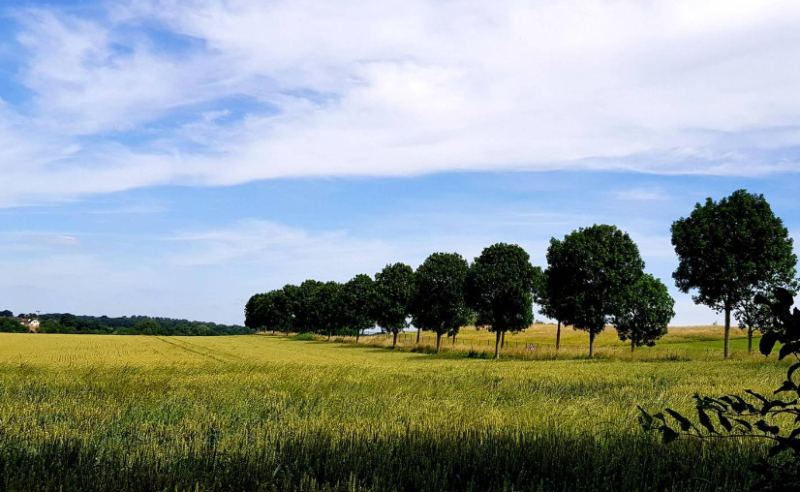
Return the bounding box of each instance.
[372,263,415,348]
[244,289,294,334]
[293,280,324,334]
[532,266,567,350]
[280,284,300,333]
[547,225,645,358]
[316,281,345,341]
[343,274,376,343]
[244,293,269,331]
[672,190,797,358]
[411,252,472,353]
[613,274,675,352]
[467,243,536,358]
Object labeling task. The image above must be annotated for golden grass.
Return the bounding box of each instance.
[0,331,782,491]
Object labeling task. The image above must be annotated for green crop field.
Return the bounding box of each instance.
[0,329,786,492]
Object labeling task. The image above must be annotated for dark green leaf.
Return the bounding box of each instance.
[778,341,797,361]
[760,331,780,357]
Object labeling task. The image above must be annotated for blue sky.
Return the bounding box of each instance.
[1,0,799,325]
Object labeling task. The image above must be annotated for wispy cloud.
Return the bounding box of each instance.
[0,1,800,205]
[613,188,670,202]
[0,232,80,252]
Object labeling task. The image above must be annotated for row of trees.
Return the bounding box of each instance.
[247,226,676,358]
[248,189,798,359]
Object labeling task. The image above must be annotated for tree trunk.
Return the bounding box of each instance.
[589,330,596,358]
[452,333,456,346]
[556,321,561,350]
[501,331,505,349]
[495,331,502,359]
[272,328,275,335]
[724,306,731,359]
[748,327,753,354]
[356,329,361,343]
[436,333,442,353]
[416,328,421,344]
[392,331,398,348]
[328,329,332,341]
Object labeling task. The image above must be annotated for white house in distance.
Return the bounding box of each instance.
[17,318,40,332]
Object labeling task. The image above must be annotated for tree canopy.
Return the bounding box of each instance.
[316,281,346,340]
[373,263,415,348]
[672,190,797,358]
[0,317,27,333]
[613,274,675,351]
[293,280,325,334]
[546,224,645,357]
[343,274,376,342]
[467,243,536,358]
[246,288,296,334]
[411,252,472,353]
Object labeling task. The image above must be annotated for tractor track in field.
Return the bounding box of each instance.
[154,337,234,364]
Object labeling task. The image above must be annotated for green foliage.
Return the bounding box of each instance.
[0,310,13,318]
[316,281,346,339]
[531,266,554,320]
[244,292,268,330]
[0,318,28,333]
[736,295,776,335]
[373,263,415,346]
[546,225,645,356]
[640,288,800,491]
[672,190,797,357]
[133,318,161,335]
[614,274,675,350]
[736,288,793,353]
[293,280,325,333]
[467,243,536,358]
[411,252,472,352]
[33,313,249,335]
[343,274,376,340]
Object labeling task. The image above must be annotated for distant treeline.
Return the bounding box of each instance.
[0,311,251,336]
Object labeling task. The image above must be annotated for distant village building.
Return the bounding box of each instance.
[17,318,40,332]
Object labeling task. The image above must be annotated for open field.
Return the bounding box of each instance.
[0,330,787,491]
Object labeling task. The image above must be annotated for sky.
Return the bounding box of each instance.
[1,0,800,326]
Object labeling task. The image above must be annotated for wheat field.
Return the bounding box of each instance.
[0,329,785,491]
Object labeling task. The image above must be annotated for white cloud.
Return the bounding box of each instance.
[0,232,80,252]
[2,0,800,205]
[169,219,392,268]
[614,188,670,202]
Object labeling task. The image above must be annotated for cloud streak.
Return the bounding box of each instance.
[2,0,800,206]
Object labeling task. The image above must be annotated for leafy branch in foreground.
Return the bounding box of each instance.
[638,288,800,491]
